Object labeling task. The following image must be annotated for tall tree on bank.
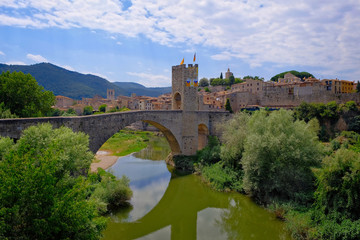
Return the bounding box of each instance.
[0,123,132,239]
[0,71,55,117]
[225,98,233,113]
[220,72,223,79]
[241,109,323,203]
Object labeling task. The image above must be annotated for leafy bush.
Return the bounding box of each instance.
[197,136,221,165]
[83,105,94,115]
[99,104,107,113]
[314,149,360,221]
[242,109,323,204]
[89,169,132,214]
[202,162,242,191]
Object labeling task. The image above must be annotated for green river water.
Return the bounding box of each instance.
[102,134,292,240]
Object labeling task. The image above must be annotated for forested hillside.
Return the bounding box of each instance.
[0,63,171,99]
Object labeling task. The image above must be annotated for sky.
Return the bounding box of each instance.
[0,0,359,87]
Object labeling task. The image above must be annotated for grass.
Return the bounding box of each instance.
[99,129,152,156]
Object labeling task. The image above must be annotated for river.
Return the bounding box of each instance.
[101,133,292,240]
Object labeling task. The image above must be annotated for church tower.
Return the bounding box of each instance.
[171,64,199,111]
[107,89,115,100]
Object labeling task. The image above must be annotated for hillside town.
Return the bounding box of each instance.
[54,68,359,114]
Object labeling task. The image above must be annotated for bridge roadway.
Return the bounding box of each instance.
[0,110,230,155]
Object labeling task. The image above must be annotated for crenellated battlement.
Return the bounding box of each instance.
[172,64,198,70]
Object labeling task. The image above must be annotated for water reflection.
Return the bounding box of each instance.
[102,134,291,240]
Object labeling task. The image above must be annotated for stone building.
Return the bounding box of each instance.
[55,96,74,109]
[321,79,355,94]
[225,68,234,79]
[278,73,301,83]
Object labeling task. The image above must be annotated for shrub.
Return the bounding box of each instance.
[314,149,360,221]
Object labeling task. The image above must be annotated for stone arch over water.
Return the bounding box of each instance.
[142,120,181,155]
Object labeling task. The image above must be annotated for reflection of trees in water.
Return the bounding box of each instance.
[217,197,290,240]
[134,134,170,160]
[109,202,133,223]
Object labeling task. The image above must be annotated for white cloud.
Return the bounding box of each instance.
[1,0,360,79]
[6,61,26,65]
[0,51,4,56]
[60,65,74,71]
[26,53,48,62]
[127,71,170,87]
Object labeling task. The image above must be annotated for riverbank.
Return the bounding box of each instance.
[90,129,164,172]
[91,151,119,172]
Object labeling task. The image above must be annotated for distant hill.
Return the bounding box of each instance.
[113,82,171,97]
[270,70,315,82]
[0,63,171,99]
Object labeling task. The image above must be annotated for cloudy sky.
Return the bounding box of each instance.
[0,0,359,87]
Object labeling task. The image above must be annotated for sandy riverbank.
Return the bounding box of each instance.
[90,151,119,172]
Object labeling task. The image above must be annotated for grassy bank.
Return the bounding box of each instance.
[99,129,153,156]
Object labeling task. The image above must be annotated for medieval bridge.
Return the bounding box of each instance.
[0,64,231,155]
[0,110,229,155]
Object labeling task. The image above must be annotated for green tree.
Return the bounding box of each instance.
[220,72,223,79]
[220,112,250,169]
[0,71,55,117]
[357,81,360,93]
[225,98,233,113]
[0,102,17,119]
[229,75,235,85]
[241,109,323,203]
[0,123,132,239]
[99,104,107,113]
[312,149,360,240]
[0,124,105,239]
[199,78,209,87]
[83,106,94,115]
[314,149,360,220]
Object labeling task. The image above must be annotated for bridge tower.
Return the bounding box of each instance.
[172,64,200,155]
[172,64,199,111]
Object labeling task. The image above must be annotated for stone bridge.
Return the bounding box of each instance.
[0,110,230,155]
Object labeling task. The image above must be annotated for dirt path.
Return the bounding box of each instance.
[90,151,119,172]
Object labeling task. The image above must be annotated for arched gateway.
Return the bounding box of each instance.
[0,64,230,156]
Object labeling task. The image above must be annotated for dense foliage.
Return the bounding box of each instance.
[0,124,132,239]
[270,70,314,82]
[0,71,55,117]
[294,101,359,140]
[196,106,360,239]
[209,77,243,86]
[199,78,209,87]
[242,110,322,203]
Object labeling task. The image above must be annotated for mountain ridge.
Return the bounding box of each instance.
[0,63,171,99]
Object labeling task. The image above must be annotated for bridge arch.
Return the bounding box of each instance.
[198,123,209,150]
[143,120,181,155]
